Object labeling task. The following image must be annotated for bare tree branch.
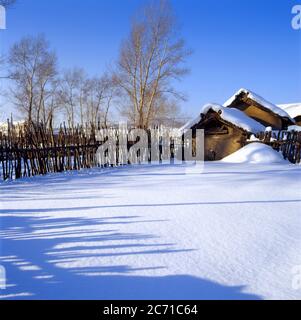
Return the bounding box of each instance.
[113,0,191,128]
[7,35,58,124]
[0,0,16,8]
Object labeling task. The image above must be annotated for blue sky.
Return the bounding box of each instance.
[0,0,300,119]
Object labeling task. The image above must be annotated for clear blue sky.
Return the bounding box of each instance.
[0,0,300,120]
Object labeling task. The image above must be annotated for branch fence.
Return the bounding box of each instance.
[0,120,300,181]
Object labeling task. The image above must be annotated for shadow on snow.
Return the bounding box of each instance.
[0,214,261,300]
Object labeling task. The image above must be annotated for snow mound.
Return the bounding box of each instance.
[222,142,286,164]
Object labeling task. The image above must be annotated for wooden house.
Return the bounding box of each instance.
[181,104,265,160]
[224,88,295,130]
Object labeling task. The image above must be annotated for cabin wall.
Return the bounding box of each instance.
[204,127,246,160]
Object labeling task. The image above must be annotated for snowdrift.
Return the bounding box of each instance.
[222,142,286,164]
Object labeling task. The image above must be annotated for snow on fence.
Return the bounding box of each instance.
[254,130,301,164]
[0,120,181,181]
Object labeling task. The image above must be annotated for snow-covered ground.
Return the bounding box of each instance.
[0,155,301,299]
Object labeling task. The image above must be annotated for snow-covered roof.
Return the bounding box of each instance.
[277,103,301,119]
[180,103,265,133]
[224,88,294,121]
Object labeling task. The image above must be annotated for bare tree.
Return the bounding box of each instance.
[82,74,116,128]
[8,35,57,123]
[151,96,188,127]
[113,0,190,128]
[57,69,116,128]
[0,0,16,8]
[57,68,85,129]
[41,78,61,127]
[102,75,117,128]
[36,52,57,124]
[84,76,105,127]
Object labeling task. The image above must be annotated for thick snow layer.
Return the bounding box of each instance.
[288,125,301,132]
[224,88,294,121]
[278,103,301,119]
[0,163,300,300]
[181,103,265,134]
[222,143,286,164]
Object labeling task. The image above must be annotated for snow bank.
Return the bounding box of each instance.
[224,88,294,121]
[278,103,301,119]
[181,103,265,133]
[222,142,286,164]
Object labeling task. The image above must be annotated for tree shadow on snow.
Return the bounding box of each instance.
[0,213,261,300]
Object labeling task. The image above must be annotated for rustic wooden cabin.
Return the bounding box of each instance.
[181,104,265,160]
[224,89,295,130]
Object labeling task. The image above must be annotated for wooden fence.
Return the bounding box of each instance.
[254,130,301,164]
[0,120,180,181]
[0,120,300,181]
[0,121,106,181]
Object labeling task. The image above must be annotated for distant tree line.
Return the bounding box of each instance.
[0,0,191,129]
